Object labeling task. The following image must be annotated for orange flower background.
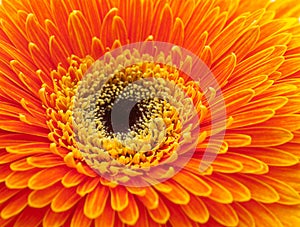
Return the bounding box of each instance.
[0,0,300,226]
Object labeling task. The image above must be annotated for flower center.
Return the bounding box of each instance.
[76,62,185,168]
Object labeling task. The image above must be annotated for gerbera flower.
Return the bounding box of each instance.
[0,0,300,226]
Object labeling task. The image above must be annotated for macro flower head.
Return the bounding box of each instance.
[0,0,300,226]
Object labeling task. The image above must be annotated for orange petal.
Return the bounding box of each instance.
[259,114,300,131]
[10,158,35,171]
[110,186,129,212]
[94,200,115,227]
[71,201,92,227]
[126,186,146,196]
[28,42,54,75]
[231,202,255,227]
[0,164,12,182]
[211,173,251,202]
[267,203,300,227]
[136,185,159,210]
[76,177,99,196]
[0,121,49,137]
[27,154,65,168]
[168,201,195,227]
[0,183,21,203]
[239,96,288,112]
[118,193,139,226]
[257,176,300,205]
[62,169,86,188]
[211,53,236,88]
[225,75,268,95]
[230,109,275,129]
[68,10,92,57]
[84,184,109,219]
[169,18,184,46]
[253,33,292,54]
[152,3,173,42]
[231,26,260,62]
[203,198,238,226]
[278,58,300,79]
[169,0,194,23]
[28,182,62,208]
[49,35,70,67]
[233,46,275,77]
[5,168,39,189]
[6,142,51,155]
[43,208,73,227]
[224,133,252,147]
[91,37,105,59]
[201,176,233,203]
[225,152,268,174]
[242,200,283,227]
[28,166,69,190]
[237,127,293,147]
[276,95,300,115]
[147,198,170,224]
[159,179,190,205]
[51,187,82,212]
[172,170,211,196]
[14,206,47,227]
[268,163,300,191]
[0,189,30,219]
[100,8,118,48]
[210,16,246,60]
[185,0,213,44]
[0,152,27,165]
[212,155,243,173]
[235,174,280,203]
[181,194,209,224]
[111,16,129,45]
[240,147,299,166]
[217,89,255,115]
[277,142,300,158]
